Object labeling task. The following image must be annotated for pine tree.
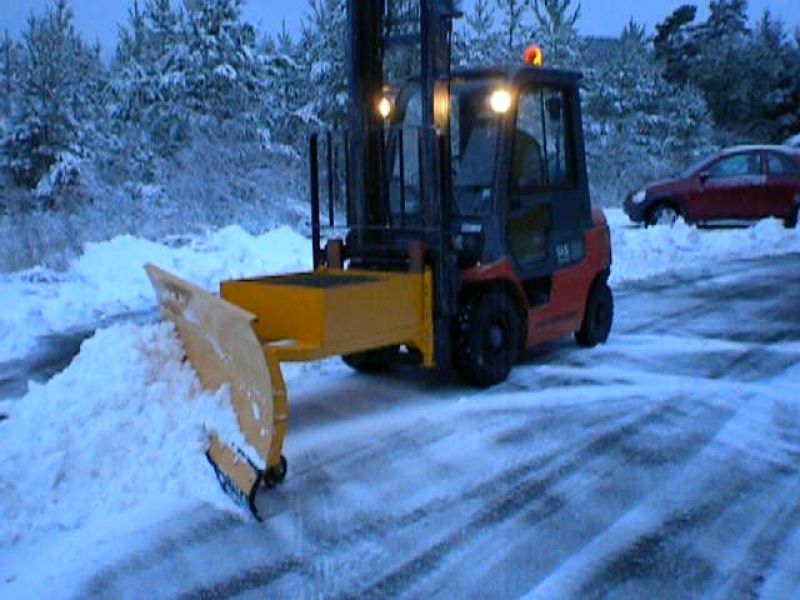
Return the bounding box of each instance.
[0,32,21,122]
[182,0,263,122]
[530,0,583,69]
[494,0,526,61]
[297,0,348,129]
[112,0,188,146]
[3,0,104,188]
[454,0,502,66]
[583,20,715,201]
[748,11,789,140]
[653,4,699,86]
[692,0,754,135]
[781,30,800,138]
[259,31,303,150]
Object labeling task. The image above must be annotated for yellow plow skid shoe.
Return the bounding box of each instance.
[145,265,287,520]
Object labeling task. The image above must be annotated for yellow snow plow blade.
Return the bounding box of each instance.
[145,264,434,519]
[145,265,285,517]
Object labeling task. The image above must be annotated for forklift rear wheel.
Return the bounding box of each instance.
[455,291,521,388]
[342,346,396,373]
[576,281,614,348]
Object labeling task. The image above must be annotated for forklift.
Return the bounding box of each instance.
[145,0,613,517]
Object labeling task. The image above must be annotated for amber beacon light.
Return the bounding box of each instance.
[523,44,544,67]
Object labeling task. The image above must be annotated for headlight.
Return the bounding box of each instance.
[378,97,392,119]
[489,89,513,114]
[632,190,647,204]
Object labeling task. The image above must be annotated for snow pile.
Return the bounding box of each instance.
[0,322,251,547]
[2,209,800,367]
[0,224,310,363]
[608,212,800,285]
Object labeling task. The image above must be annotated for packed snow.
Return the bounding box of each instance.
[606,210,800,284]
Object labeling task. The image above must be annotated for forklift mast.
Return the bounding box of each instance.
[345,0,461,368]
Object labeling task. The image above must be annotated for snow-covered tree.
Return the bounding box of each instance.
[113,0,283,149]
[531,0,583,69]
[654,4,699,86]
[454,0,503,67]
[691,0,754,133]
[583,20,715,202]
[296,0,349,129]
[779,30,800,139]
[654,1,800,142]
[494,0,526,61]
[112,0,189,147]
[181,0,262,122]
[2,0,105,189]
[258,32,303,151]
[0,32,21,122]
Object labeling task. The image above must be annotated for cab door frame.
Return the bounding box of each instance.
[495,70,593,306]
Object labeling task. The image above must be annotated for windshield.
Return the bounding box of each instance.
[389,80,503,219]
[679,153,716,178]
[450,80,503,215]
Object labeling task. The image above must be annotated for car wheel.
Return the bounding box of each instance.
[785,206,800,229]
[576,280,614,348]
[646,203,682,227]
[454,291,521,388]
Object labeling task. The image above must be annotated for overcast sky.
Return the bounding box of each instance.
[1,0,798,54]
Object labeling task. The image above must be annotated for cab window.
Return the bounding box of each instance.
[511,87,573,192]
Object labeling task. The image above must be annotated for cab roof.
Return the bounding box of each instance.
[450,65,583,87]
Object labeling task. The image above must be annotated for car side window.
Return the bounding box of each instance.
[708,153,762,179]
[768,152,800,175]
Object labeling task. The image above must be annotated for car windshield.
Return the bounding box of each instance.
[679,153,716,178]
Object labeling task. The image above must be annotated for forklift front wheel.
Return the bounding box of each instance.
[455,291,521,388]
[576,281,614,348]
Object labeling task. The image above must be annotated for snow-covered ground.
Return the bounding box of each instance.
[1,211,799,598]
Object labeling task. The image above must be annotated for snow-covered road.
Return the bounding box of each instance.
[4,251,798,599]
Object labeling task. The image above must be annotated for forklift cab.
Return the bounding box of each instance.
[387,67,593,280]
[309,0,613,387]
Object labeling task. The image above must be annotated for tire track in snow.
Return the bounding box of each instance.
[86,394,670,598]
[326,401,711,598]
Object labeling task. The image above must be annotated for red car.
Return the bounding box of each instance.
[624,145,800,228]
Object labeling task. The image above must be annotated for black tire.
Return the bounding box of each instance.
[454,291,522,388]
[576,280,614,348]
[342,346,396,373]
[263,455,288,488]
[645,203,682,227]
[784,206,800,229]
